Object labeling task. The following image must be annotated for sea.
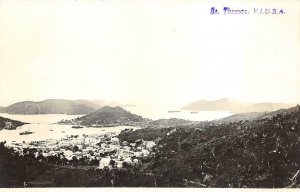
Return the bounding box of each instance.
[0,113,137,144]
[0,109,233,144]
[123,106,233,121]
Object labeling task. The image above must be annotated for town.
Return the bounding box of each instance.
[7,129,156,169]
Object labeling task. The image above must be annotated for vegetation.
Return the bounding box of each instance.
[74,106,148,127]
[0,142,155,187]
[0,116,26,130]
[1,106,300,187]
[118,127,173,143]
[146,106,300,187]
[146,118,192,129]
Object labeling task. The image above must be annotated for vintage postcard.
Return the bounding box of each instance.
[0,0,299,190]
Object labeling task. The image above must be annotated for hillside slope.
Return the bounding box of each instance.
[75,106,147,127]
[213,105,299,124]
[145,106,300,187]
[146,118,192,128]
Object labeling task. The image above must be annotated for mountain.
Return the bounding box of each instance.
[182,98,245,111]
[0,116,27,130]
[2,99,121,115]
[182,98,295,112]
[74,106,147,127]
[138,105,300,187]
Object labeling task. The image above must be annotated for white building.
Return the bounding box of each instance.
[115,160,123,168]
[134,151,143,157]
[109,144,120,151]
[101,143,108,148]
[145,141,156,149]
[86,137,98,144]
[133,158,139,164]
[130,143,136,147]
[124,157,132,164]
[142,149,150,156]
[4,121,13,129]
[111,137,120,144]
[123,146,131,151]
[59,141,70,148]
[99,157,111,169]
[86,146,94,151]
[64,150,74,159]
[120,150,134,158]
[77,144,83,150]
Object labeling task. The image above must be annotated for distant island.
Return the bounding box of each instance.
[0,116,27,130]
[1,99,121,115]
[59,106,193,129]
[182,98,295,112]
[59,106,149,127]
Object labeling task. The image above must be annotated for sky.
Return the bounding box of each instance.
[0,0,300,110]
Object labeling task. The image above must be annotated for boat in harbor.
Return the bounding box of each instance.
[168,110,181,113]
[19,130,34,135]
[72,125,83,129]
[19,127,34,135]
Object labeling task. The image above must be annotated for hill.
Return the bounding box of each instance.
[0,116,27,130]
[2,99,121,115]
[182,98,294,112]
[142,105,300,187]
[146,118,192,128]
[74,106,147,127]
[213,105,300,124]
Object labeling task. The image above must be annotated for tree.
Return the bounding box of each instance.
[73,145,79,152]
[109,159,116,168]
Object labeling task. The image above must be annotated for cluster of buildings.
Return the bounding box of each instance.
[8,131,156,169]
[4,121,13,129]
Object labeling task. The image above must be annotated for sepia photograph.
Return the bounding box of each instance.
[0,0,300,189]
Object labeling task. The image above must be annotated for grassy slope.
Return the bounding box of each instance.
[147,106,300,187]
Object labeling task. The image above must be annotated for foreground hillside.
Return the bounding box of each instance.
[2,99,120,115]
[145,106,300,187]
[74,106,147,127]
